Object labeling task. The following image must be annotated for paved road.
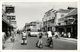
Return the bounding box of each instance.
[4,34,77,50]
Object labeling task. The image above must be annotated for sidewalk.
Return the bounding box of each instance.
[4,36,14,49]
[43,35,77,43]
[4,34,19,50]
[60,37,77,42]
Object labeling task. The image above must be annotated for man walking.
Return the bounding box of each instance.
[21,31,27,45]
[2,32,6,49]
[47,31,53,48]
[11,30,15,42]
[36,30,43,48]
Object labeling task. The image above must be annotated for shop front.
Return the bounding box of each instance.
[55,24,77,38]
[2,20,14,40]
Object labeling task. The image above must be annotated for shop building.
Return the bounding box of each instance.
[24,21,43,32]
[55,7,77,38]
[42,9,56,32]
[2,4,16,39]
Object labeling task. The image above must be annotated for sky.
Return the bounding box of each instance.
[3,2,77,30]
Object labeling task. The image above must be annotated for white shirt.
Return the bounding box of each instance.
[22,32,27,37]
[47,31,52,37]
[55,32,58,35]
[2,32,5,39]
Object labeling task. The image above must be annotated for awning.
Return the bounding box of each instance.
[55,24,77,27]
[64,9,77,17]
[58,9,77,23]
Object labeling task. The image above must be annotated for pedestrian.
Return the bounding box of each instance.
[36,30,43,48]
[61,32,64,37]
[8,31,10,36]
[57,32,60,38]
[54,31,58,39]
[2,32,6,49]
[64,32,67,38]
[47,30,53,48]
[21,31,27,45]
[11,30,15,42]
[67,32,71,38]
[52,31,54,36]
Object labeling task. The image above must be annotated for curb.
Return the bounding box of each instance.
[60,37,77,42]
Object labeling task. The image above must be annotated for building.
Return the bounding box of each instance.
[2,4,17,39]
[55,7,77,38]
[24,23,31,31]
[42,7,77,38]
[24,21,43,32]
[54,9,70,31]
[42,9,56,32]
[54,9,70,25]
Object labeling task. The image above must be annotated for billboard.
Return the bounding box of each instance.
[5,6,15,13]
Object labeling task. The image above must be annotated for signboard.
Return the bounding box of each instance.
[67,19,75,24]
[58,17,66,22]
[7,15,15,20]
[5,6,14,13]
[10,20,16,24]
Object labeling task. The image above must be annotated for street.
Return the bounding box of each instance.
[2,2,78,51]
[4,34,77,50]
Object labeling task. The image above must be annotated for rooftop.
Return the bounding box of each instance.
[57,9,70,13]
[64,8,77,17]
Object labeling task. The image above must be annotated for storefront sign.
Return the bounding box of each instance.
[5,6,15,13]
[10,20,16,24]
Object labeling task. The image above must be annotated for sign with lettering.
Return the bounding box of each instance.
[5,6,14,13]
[10,20,16,24]
[7,15,15,20]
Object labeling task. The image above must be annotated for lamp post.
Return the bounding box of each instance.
[46,19,48,32]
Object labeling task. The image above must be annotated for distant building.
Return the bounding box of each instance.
[24,23,31,31]
[24,21,43,32]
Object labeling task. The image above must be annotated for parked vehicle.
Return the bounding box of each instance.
[30,32,39,37]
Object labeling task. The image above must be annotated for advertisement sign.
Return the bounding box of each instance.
[5,6,15,13]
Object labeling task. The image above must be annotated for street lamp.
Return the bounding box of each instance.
[46,19,48,32]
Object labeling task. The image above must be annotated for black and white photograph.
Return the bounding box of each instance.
[2,2,78,50]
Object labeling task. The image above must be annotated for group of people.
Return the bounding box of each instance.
[2,29,71,49]
[20,30,53,48]
[36,30,53,48]
[36,31,71,48]
[20,30,72,48]
[60,32,71,38]
[2,30,16,49]
[51,31,71,39]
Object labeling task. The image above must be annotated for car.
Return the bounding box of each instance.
[30,32,39,37]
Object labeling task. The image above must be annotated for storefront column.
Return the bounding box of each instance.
[64,26,67,33]
[9,27,12,36]
[71,26,73,38]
